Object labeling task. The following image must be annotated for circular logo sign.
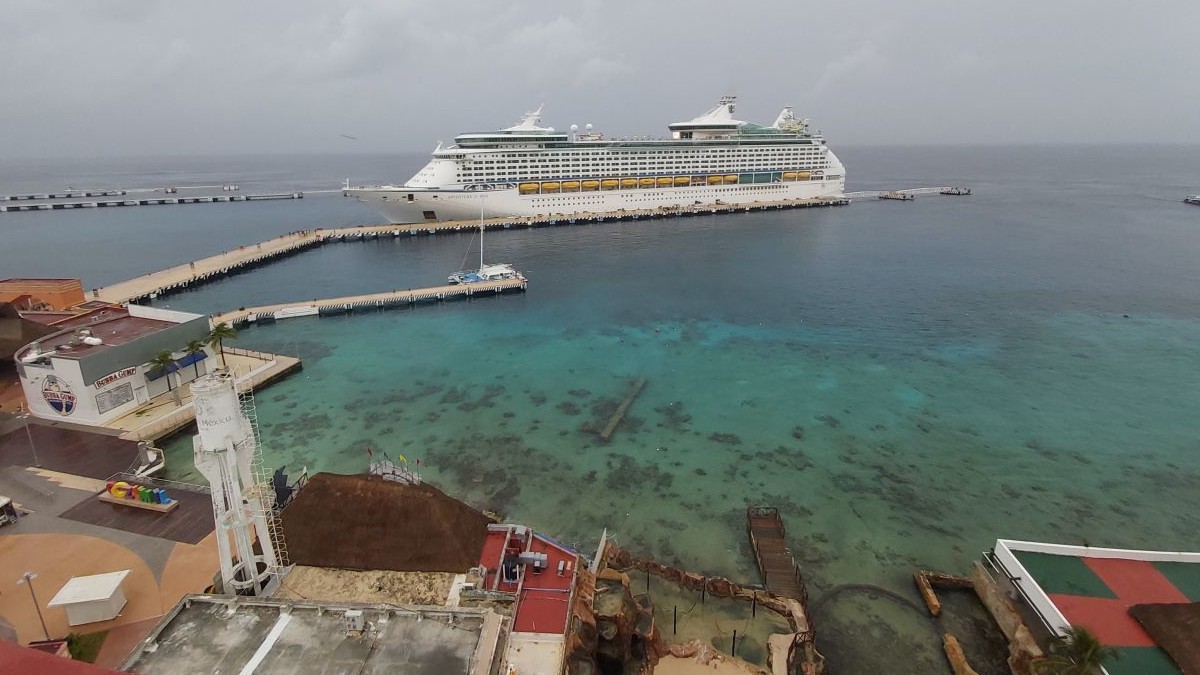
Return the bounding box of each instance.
[42,375,77,416]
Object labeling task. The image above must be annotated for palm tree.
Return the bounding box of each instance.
[149,350,182,406]
[1034,625,1119,675]
[184,339,206,379]
[206,322,238,368]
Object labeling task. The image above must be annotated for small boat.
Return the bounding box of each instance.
[448,208,525,285]
[1185,195,1200,205]
[879,191,914,201]
[941,187,971,196]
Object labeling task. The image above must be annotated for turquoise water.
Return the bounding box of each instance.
[5,146,1200,672]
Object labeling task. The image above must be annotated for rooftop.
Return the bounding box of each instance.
[0,278,81,289]
[119,595,502,675]
[17,308,175,361]
[993,539,1200,675]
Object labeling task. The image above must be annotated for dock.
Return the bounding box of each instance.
[842,187,963,199]
[92,195,848,305]
[0,192,303,212]
[211,279,528,327]
[1,189,127,201]
[746,506,808,603]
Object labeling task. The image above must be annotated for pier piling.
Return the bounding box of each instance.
[600,377,647,441]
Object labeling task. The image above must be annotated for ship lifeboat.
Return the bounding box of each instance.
[707,175,724,185]
[601,179,619,190]
[581,180,601,191]
[797,171,811,180]
[621,178,639,188]
[562,181,581,191]
[673,176,690,186]
[639,178,656,188]
[519,183,539,194]
[656,177,673,187]
[782,172,799,181]
[725,175,740,185]
[541,181,561,192]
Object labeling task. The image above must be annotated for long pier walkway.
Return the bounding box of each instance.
[0,192,302,212]
[747,506,808,603]
[93,196,848,305]
[211,278,527,327]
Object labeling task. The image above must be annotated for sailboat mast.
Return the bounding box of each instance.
[479,198,485,270]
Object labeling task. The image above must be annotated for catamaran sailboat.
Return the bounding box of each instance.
[447,217,525,285]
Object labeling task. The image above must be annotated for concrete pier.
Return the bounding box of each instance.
[212,278,528,327]
[0,192,302,212]
[93,195,848,305]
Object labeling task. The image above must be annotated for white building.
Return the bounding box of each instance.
[14,304,213,425]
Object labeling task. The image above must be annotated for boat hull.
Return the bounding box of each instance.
[349,178,847,224]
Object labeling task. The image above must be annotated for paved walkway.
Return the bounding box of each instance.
[0,469,217,652]
[93,231,322,304]
[212,278,526,325]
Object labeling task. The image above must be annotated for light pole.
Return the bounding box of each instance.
[17,572,49,641]
[18,413,40,468]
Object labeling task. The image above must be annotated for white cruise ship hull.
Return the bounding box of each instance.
[350,178,846,224]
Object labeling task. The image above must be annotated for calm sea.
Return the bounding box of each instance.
[3,146,1199,672]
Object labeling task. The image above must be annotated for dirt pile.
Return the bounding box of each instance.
[281,472,492,572]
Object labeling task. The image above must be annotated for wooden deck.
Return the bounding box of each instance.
[59,482,214,544]
[0,423,142,479]
[747,506,807,602]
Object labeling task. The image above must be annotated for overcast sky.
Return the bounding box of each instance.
[2,0,1197,157]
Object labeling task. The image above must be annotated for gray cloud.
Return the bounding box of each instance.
[2,0,1197,157]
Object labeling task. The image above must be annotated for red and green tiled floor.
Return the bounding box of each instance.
[1014,551,1200,675]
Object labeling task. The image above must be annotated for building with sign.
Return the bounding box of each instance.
[13,304,212,425]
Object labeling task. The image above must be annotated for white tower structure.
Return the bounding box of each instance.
[192,371,283,595]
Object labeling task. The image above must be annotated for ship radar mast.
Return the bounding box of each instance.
[719,95,736,115]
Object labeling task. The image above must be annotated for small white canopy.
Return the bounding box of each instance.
[48,570,131,626]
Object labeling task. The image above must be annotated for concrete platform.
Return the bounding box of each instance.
[121,596,502,675]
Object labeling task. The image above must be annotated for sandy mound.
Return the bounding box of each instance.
[281,472,492,572]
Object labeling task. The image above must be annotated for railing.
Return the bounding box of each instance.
[106,471,210,494]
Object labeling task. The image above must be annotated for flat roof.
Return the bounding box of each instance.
[478,526,577,634]
[993,539,1200,675]
[0,278,80,288]
[17,310,175,361]
[120,596,497,674]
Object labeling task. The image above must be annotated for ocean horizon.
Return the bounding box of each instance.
[4,144,1199,673]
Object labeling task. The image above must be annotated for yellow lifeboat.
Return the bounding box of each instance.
[725,175,740,185]
[656,177,673,187]
[562,181,581,191]
[797,171,811,180]
[541,181,561,192]
[621,178,638,188]
[707,175,724,185]
[601,179,619,190]
[581,180,601,191]
[519,183,539,194]
[674,176,690,186]
[639,178,656,188]
[782,172,799,181]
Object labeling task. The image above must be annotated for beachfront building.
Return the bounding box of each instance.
[13,304,212,425]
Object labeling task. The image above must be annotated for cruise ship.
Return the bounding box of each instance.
[346,96,846,224]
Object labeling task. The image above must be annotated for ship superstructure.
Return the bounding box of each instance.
[347,96,846,223]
